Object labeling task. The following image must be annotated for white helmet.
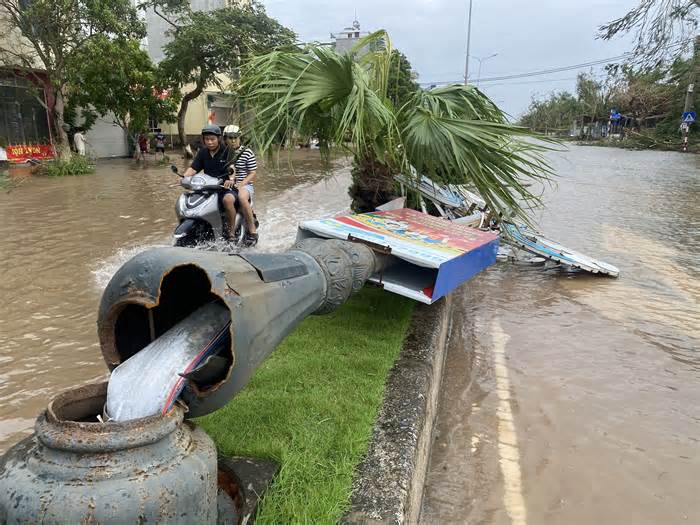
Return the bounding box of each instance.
[223,124,241,139]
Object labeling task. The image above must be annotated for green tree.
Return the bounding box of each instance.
[576,72,608,120]
[520,57,697,146]
[387,50,419,108]
[606,64,674,122]
[242,32,553,219]
[155,1,295,150]
[0,0,144,158]
[67,37,179,141]
[598,0,699,65]
[519,92,581,133]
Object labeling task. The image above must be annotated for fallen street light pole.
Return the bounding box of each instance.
[96,238,380,418]
[0,209,499,523]
[0,239,380,524]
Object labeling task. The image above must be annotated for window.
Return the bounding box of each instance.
[0,80,51,146]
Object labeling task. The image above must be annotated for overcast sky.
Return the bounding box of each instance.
[262,0,639,118]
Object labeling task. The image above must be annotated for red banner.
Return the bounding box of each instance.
[6,144,55,163]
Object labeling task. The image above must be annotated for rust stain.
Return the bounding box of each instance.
[217,467,244,511]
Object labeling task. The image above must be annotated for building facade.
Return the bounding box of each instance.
[0,73,52,150]
[0,7,128,159]
[331,20,371,54]
[144,0,250,145]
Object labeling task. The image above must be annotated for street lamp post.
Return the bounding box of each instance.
[464,0,473,85]
[473,53,498,87]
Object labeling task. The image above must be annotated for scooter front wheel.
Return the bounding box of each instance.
[174,236,198,248]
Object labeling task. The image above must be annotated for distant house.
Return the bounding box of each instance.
[570,115,608,140]
[331,20,368,53]
[330,19,385,55]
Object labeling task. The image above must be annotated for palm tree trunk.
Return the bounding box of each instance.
[349,153,397,213]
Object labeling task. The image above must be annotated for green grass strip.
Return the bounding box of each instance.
[199,287,415,523]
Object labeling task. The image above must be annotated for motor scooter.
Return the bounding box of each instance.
[171,165,258,247]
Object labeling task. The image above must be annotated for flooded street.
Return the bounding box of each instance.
[422,146,700,524]
[1,145,698,523]
[0,150,351,451]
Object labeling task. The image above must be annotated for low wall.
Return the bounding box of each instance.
[343,294,453,524]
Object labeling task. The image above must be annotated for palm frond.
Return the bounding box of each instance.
[399,85,558,222]
[241,35,397,162]
[241,36,556,222]
[350,30,393,99]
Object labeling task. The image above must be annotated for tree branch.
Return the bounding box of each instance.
[153,6,180,31]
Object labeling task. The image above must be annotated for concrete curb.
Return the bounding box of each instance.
[343,294,453,524]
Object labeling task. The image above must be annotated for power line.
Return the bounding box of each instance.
[419,52,633,87]
[477,54,632,82]
[480,72,608,88]
[479,76,580,87]
[419,41,688,87]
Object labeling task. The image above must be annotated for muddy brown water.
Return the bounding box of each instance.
[421,146,699,524]
[0,150,352,450]
[0,146,698,525]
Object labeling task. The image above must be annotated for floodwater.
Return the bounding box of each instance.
[0,150,352,451]
[1,146,698,524]
[421,146,700,524]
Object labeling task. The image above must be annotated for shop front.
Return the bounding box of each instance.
[0,71,54,163]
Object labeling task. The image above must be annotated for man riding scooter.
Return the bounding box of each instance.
[182,124,258,247]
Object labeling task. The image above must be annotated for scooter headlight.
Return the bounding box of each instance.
[190,175,206,191]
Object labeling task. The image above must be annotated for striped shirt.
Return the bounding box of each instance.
[231,146,257,185]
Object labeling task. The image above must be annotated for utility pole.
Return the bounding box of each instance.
[681,35,698,152]
[464,0,473,85]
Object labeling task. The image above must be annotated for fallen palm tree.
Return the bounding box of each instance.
[240,31,555,223]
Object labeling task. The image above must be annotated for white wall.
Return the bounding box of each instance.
[145,0,227,64]
[87,115,128,158]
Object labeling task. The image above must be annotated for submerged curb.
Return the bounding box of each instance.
[343,294,453,524]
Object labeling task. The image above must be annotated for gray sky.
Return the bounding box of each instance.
[262,0,638,118]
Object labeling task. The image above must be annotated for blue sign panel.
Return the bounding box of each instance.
[682,111,696,123]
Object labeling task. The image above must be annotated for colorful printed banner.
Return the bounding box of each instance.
[299,209,499,303]
[335,209,494,265]
[5,144,55,163]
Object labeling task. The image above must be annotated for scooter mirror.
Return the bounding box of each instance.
[170,165,180,175]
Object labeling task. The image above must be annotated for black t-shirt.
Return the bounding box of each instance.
[190,145,231,179]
